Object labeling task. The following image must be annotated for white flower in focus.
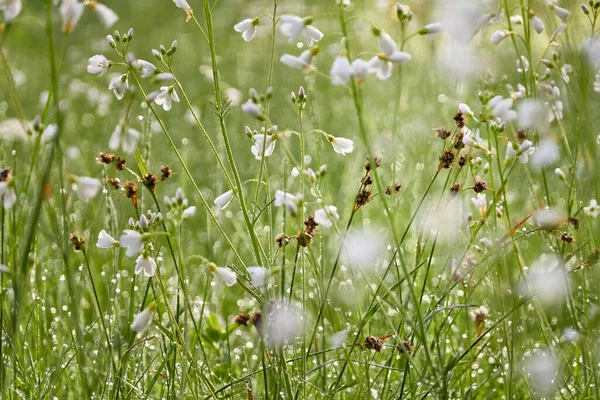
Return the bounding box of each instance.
[0,181,16,209]
[109,125,140,154]
[420,23,443,34]
[135,252,157,277]
[0,0,21,22]
[368,31,411,80]
[119,230,144,257]
[247,266,269,287]
[331,329,348,349]
[75,176,102,202]
[131,304,156,333]
[136,59,156,78]
[584,199,598,218]
[274,190,300,215]
[251,134,276,160]
[548,4,570,22]
[90,3,118,28]
[314,206,339,228]
[490,30,509,45]
[327,135,354,155]
[533,207,566,231]
[173,0,191,8]
[108,75,128,100]
[97,230,118,248]
[330,55,353,85]
[342,227,386,272]
[153,86,179,111]
[234,18,258,41]
[531,16,545,33]
[280,15,324,46]
[87,54,110,76]
[280,49,316,71]
[208,263,237,286]
[60,0,84,33]
[214,190,234,209]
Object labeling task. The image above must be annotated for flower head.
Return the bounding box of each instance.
[88,2,118,28]
[234,18,259,41]
[154,86,180,111]
[131,304,156,333]
[280,15,324,46]
[97,230,119,248]
[60,0,84,33]
[74,176,102,202]
[135,251,157,277]
[327,135,354,155]
[214,190,234,209]
[330,55,353,85]
[313,206,339,228]
[119,229,144,257]
[0,0,21,23]
[274,190,300,215]
[584,199,598,218]
[136,59,156,78]
[280,48,318,71]
[109,124,140,154]
[490,30,509,45]
[87,54,110,76]
[108,75,129,100]
[251,134,276,160]
[208,263,237,286]
[247,266,269,287]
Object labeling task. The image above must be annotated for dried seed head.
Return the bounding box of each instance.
[0,168,12,182]
[115,157,126,171]
[275,233,291,248]
[142,173,159,193]
[450,183,461,197]
[363,336,384,352]
[397,340,413,354]
[453,110,468,128]
[568,216,580,229]
[472,177,489,193]
[560,232,574,243]
[97,152,115,164]
[69,233,85,251]
[438,149,455,170]
[434,125,452,140]
[125,181,138,206]
[458,154,468,167]
[232,312,252,326]
[355,188,373,210]
[107,178,122,190]
[160,165,174,181]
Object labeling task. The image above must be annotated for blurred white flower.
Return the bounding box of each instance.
[563,328,580,342]
[526,254,567,306]
[267,302,303,344]
[109,125,140,154]
[584,199,598,218]
[314,206,339,228]
[471,193,487,216]
[533,207,565,231]
[505,140,535,164]
[90,2,118,28]
[342,227,386,272]
[561,64,573,83]
[136,59,156,78]
[458,103,472,115]
[274,190,300,215]
[280,15,323,46]
[182,206,196,219]
[97,230,118,248]
[75,176,102,202]
[60,0,84,33]
[331,329,348,348]
[423,200,465,240]
[154,86,179,111]
[351,58,369,81]
[135,252,157,277]
[119,230,144,257]
[214,190,233,209]
[241,99,262,118]
[131,305,156,333]
[490,30,509,45]
[208,263,237,286]
[41,123,58,143]
[531,16,545,33]
[87,54,110,76]
[330,55,353,85]
[509,15,523,25]
[0,181,16,209]
[0,264,8,274]
[251,134,276,160]
[328,135,354,155]
[523,348,558,397]
[548,4,570,22]
[0,0,21,22]
[173,0,191,8]
[247,266,269,287]
[280,49,316,70]
[518,100,550,135]
[225,87,243,105]
[461,127,481,147]
[489,96,517,121]
[108,75,128,100]
[531,139,559,167]
[234,18,258,41]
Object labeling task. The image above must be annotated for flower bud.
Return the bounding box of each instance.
[582,4,590,14]
[107,34,116,47]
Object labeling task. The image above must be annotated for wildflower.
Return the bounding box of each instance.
[533,207,566,231]
[208,263,237,286]
[458,103,472,116]
[419,23,443,35]
[505,140,535,164]
[342,227,386,272]
[351,58,369,82]
[561,64,573,83]
[331,329,348,349]
[526,254,567,306]
[548,4,570,22]
[74,176,102,202]
[119,229,144,257]
[87,2,118,28]
[131,304,156,333]
[517,100,549,134]
[247,266,269,287]
[280,48,318,71]
[108,75,128,100]
[173,0,193,20]
[86,55,110,77]
[531,16,545,33]
[266,302,303,344]
[327,135,354,155]
[531,139,559,167]
[241,100,262,118]
[488,96,517,121]
[274,190,300,215]
[0,180,16,209]
[584,199,599,218]
[136,59,156,78]
[523,348,558,397]
[251,134,276,160]
[471,193,486,216]
[60,0,84,33]
[0,264,8,273]
[314,206,339,228]
[109,124,140,154]
[461,127,481,147]
[509,15,523,25]
[368,30,411,80]
[234,18,259,42]
[330,55,353,85]
[280,15,324,46]
[135,251,157,277]
[214,190,234,209]
[490,30,509,45]
[41,124,58,143]
[0,0,21,22]
[96,230,119,248]
[153,86,179,111]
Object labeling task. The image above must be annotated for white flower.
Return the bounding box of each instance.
[214,190,234,209]
[280,49,315,70]
[241,100,262,118]
[489,96,517,121]
[87,54,110,76]
[97,230,118,248]
[119,229,144,257]
[471,193,487,214]
[136,59,156,78]
[342,227,386,272]
[173,0,191,8]
[549,4,570,22]
[131,305,156,333]
[533,207,566,231]
[314,206,339,228]
[461,127,481,147]
[74,176,102,202]
[41,123,58,143]
[274,190,300,215]
[247,266,269,287]
[108,75,128,100]
[135,252,157,277]
[584,199,598,218]
[531,16,545,34]
[225,87,243,106]
[181,206,196,219]
[109,125,140,154]
[518,100,550,135]
[331,329,348,349]
[532,139,559,167]
[234,18,258,41]
[330,55,353,85]
[505,140,535,164]
[458,103,472,115]
[420,22,443,34]
[208,263,237,286]
[327,135,353,155]
[490,30,509,45]
[525,254,567,307]
[368,31,411,80]
[0,264,8,274]
[90,3,118,28]
[154,86,180,111]
[351,59,369,81]
[280,15,324,46]
[60,0,84,33]
[510,15,523,25]
[0,181,16,209]
[0,0,21,22]
[523,348,558,397]
[267,302,303,344]
[251,134,276,160]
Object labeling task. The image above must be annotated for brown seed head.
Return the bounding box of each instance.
[97,152,115,165]
[434,125,452,140]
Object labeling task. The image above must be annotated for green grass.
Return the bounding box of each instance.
[1,0,600,398]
